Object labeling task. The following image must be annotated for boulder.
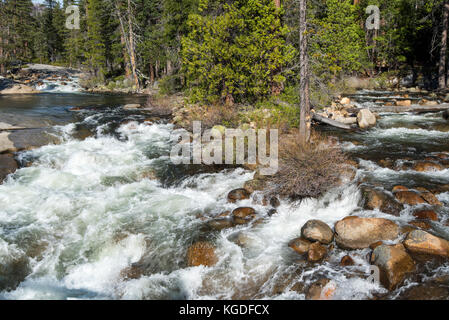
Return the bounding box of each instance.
[288,238,311,255]
[301,220,334,244]
[334,217,399,249]
[413,162,444,172]
[0,84,38,94]
[395,191,427,205]
[187,241,218,267]
[370,244,415,290]
[308,242,327,262]
[227,188,251,203]
[362,187,404,216]
[357,109,377,129]
[413,209,438,221]
[232,207,257,225]
[0,154,18,183]
[404,230,449,258]
[340,97,351,105]
[0,132,16,153]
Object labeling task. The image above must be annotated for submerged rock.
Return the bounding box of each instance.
[308,242,327,262]
[123,104,142,110]
[334,217,399,249]
[288,238,311,255]
[306,279,337,300]
[187,241,218,267]
[404,230,449,258]
[301,220,334,244]
[207,218,234,231]
[0,154,18,183]
[227,188,251,203]
[232,207,256,225]
[370,244,415,290]
[413,162,444,172]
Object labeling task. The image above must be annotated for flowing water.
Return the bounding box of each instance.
[0,88,448,300]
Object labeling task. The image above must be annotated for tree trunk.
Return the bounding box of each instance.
[120,33,131,78]
[273,0,280,8]
[440,0,449,89]
[298,0,310,145]
[127,0,139,89]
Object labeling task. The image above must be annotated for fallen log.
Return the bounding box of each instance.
[312,113,353,130]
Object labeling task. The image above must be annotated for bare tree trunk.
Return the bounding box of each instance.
[120,33,131,78]
[298,0,310,145]
[440,0,449,89]
[149,63,155,84]
[127,0,139,89]
[274,0,280,8]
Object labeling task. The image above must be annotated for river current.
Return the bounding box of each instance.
[0,90,448,300]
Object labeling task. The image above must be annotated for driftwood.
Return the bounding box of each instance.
[312,113,353,130]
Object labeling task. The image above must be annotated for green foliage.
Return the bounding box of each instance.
[309,0,367,80]
[181,0,295,104]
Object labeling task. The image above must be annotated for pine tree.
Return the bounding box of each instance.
[85,0,107,79]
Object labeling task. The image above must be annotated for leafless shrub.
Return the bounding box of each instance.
[268,131,346,200]
[146,94,181,117]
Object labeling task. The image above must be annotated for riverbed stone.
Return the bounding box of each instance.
[404,230,449,258]
[227,188,251,203]
[357,109,377,129]
[395,191,427,205]
[187,241,218,267]
[370,244,415,290]
[415,187,442,206]
[306,279,337,300]
[308,242,327,262]
[362,187,404,216]
[123,104,142,110]
[413,209,439,221]
[232,207,257,225]
[334,217,399,249]
[301,220,334,244]
[340,255,355,266]
[288,238,311,255]
[413,162,444,172]
[0,154,18,183]
[207,218,234,231]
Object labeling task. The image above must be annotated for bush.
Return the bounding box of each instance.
[159,75,183,95]
[267,132,346,199]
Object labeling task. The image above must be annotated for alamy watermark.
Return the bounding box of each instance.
[169,121,279,175]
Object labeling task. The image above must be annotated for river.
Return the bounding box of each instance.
[0,89,448,300]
